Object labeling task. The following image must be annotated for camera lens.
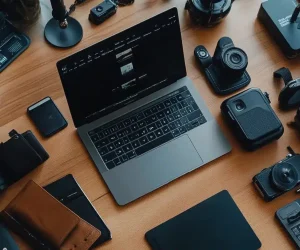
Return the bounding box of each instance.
[221,47,248,79]
[96,6,103,12]
[235,100,246,111]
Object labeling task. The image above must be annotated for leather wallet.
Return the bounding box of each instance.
[1,180,101,250]
[0,130,49,191]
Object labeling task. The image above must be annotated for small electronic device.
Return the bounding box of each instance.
[253,146,300,202]
[258,0,300,58]
[0,11,30,72]
[0,222,19,250]
[27,97,68,137]
[274,67,300,109]
[185,0,233,27]
[44,174,111,246]
[221,88,284,151]
[89,0,117,25]
[276,199,300,249]
[145,190,261,250]
[195,37,251,95]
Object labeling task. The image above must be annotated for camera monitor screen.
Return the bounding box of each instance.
[57,8,186,127]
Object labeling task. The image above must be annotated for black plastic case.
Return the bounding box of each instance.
[221,88,284,151]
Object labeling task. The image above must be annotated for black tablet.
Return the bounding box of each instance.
[145,190,261,250]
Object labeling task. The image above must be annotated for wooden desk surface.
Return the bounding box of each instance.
[1,0,300,249]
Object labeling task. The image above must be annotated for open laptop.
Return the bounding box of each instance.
[57,7,231,205]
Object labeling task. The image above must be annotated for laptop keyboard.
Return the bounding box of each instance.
[88,86,207,170]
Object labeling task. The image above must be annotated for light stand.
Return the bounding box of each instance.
[44,0,83,48]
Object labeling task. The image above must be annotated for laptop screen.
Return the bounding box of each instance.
[57,8,186,128]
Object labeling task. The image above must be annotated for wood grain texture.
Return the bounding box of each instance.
[1,0,300,249]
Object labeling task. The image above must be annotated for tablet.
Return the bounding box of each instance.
[145,190,261,250]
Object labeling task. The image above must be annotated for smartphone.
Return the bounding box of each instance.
[27,97,68,137]
[221,88,283,150]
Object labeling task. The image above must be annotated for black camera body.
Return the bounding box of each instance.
[195,37,251,95]
[185,0,233,27]
[253,147,300,202]
[89,0,117,25]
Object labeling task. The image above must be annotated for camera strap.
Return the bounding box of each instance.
[274,67,293,85]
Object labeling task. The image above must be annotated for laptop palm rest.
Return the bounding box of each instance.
[103,135,203,205]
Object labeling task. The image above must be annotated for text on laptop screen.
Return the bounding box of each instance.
[57,8,186,127]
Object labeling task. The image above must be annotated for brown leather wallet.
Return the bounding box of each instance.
[1,180,101,250]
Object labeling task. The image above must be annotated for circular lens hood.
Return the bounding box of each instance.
[271,162,299,191]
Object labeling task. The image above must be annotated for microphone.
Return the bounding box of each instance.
[44,0,83,48]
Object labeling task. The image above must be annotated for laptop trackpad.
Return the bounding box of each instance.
[103,135,203,205]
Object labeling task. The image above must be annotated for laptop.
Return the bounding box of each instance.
[57,7,231,205]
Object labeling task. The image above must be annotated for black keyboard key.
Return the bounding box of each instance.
[151,106,158,113]
[164,100,172,107]
[97,132,104,140]
[163,108,171,116]
[88,131,96,136]
[174,120,182,128]
[106,161,115,169]
[177,103,183,109]
[109,134,118,142]
[140,128,147,136]
[173,112,181,119]
[180,109,187,116]
[121,154,128,163]
[107,143,115,151]
[181,90,192,99]
[122,128,132,136]
[135,133,174,156]
[180,116,189,125]
[147,123,157,132]
[116,148,124,156]
[181,100,188,107]
[90,134,99,142]
[131,123,139,131]
[185,123,193,131]
[133,130,141,139]
[162,126,170,134]
[156,121,162,128]
[114,139,124,148]
[186,106,193,114]
[198,116,207,124]
[123,144,133,153]
[103,152,117,163]
[176,94,184,102]
[130,116,137,123]
[139,136,148,145]
[161,118,168,125]
[137,113,145,120]
[145,117,153,125]
[150,114,157,122]
[117,122,125,130]
[132,140,140,148]
[103,129,110,137]
[117,131,123,138]
[157,111,165,119]
[191,120,200,128]
[167,115,175,122]
[113,158,122,166]
[155,129,163,137]
[169,122,176,130]
[128,133,136,141]
[170,97,177,104]
[192,102,199,111]
[127,151,136,159]
[144,109,152,117]
[123,136,129,144]
[124,119,131,127]
[109,126,118,133]
[96,138,109,148]
[172,129,180,137]
[186,97,196,106]
[170,105,178,113]
[138,120,146,127]
[156,103,165,111]
[147,132,156,141]
[178,126,187,134]
[187,110,202,122]
[99,146,108,156]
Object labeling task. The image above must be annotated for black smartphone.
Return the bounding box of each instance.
[27,97,68,138]
[221,88,283,150]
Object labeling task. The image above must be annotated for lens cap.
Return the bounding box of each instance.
[271,162,299,191]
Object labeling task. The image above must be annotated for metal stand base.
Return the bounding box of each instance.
[44,17,83,48]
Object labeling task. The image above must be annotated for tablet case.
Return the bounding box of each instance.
[145,190,261,250]
[44,174,112,247]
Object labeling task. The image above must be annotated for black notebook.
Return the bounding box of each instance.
[44,174,111,246]
[145,190,261,250]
